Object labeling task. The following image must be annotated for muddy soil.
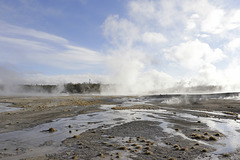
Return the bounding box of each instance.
[0,94,240,160]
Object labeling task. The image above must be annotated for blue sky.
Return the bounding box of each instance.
[1,0,240,93]
[0,0,124,49]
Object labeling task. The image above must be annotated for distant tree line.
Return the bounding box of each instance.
[23,85,57,93]
[22,83,101,94]
[63,83,100,93]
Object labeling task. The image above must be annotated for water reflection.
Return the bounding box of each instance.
[0,103,21,113]
[1,101,240,159]
[200,117,240,154]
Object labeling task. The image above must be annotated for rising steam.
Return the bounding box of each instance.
[2,0,240,96]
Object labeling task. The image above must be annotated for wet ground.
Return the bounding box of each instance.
[0,94,240,160]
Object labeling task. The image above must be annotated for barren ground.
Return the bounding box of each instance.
[0,94,240,160]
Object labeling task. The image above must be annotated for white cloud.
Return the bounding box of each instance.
[201,9,225,34]
[128,0,185,27]
[190,14,200,19]
[0,36,51,51]
[128,0,155,20]
[186,14,200,30]
[165,39,226,70]
[182,0,216,18]
[226,38,240,52]
[225,10,240,30]
[102,15,139,48]
[156,0,185,27]
[0,22,105,70]
[101,0,240,94]
[63,45,104,64]
[24,44,105,70]
[3,0,240,93]
[142,32,167,44]
[0,21,68,44]
[186,20,196,30]
[196,34,209,38]
[200,8,240,34]
[181,1,240,36]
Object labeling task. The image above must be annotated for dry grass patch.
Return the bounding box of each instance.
[118,146,127,150]
[214,133,222,137]
[223,111,238,116]
[145,150,153,155]
[209,136,218,141]
[223,153,230,157]
[180,148,188,151]
[201,148,208,152]
[144,146,151,150]
[191,133,208,140]
[98,153,104,157]
[203,132,209,135]
[72,135,79,138]
[48,127,56,133]
[195,142,200,146]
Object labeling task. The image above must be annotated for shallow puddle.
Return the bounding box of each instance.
[200,117,240,154]
[0,103,22,113]
[112,97,240,155]
[165,109,240,154]
[1,98,240,159]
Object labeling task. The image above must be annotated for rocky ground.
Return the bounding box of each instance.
[0,94,240,160]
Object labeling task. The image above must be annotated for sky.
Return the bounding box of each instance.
[1,0,240,94]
